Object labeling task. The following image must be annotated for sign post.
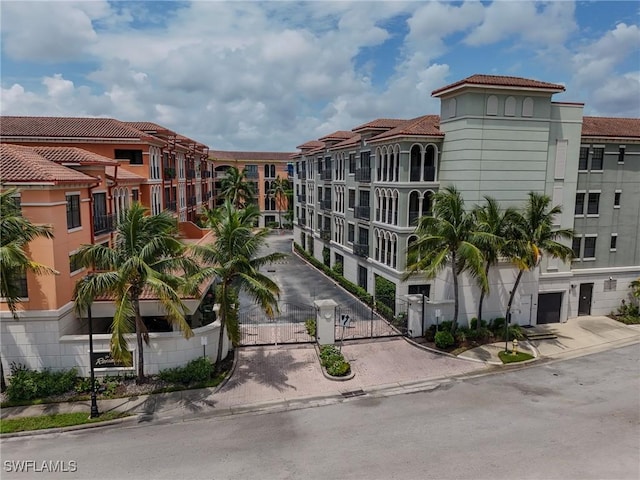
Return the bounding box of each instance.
[339,314,351,352]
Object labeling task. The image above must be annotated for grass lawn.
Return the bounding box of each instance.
[1,411,129,434]
[498,350,535,364]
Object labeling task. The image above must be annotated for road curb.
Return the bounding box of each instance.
[0,414,137,439]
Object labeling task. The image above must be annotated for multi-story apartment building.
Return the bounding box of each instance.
[292,74,640,327]
[0,117,219,374]
[209,150,295,227]
[0,117,213,222]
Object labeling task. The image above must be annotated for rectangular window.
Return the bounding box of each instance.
[591,148,604,170]
[132,189,139,202]
[587,193,600,215]
[584,236,597,258]
[12,273,28,298]
[610,234,617,251]
[66,194,81,229]
[618,146,625,164]
[347,223,355,243]
[115,149,143,165]
[245,164,258,178]
[348,153,356,174]
[348,189,355,209]
[69,253,82,274]
[359,190,370,207]
[578,147,589,171]
[360,151,371,169]
[571,237,581,258]
[575,193,585,215]
[614,191,621,208]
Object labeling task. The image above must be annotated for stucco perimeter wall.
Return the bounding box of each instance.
[1,319,230,378]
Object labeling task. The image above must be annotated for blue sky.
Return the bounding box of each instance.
[1,1,638,151]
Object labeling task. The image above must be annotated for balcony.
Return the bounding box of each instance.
[188,196,196,206]
[245,170,259,179]
[297,217,307,227]
[214,171,228,179]
[409,211,420,225]
[355,168,371,183]
[93,213,115,236]
[320,199,332,211]
[163,168,176,180]
[353,242,369,258]
[320,229,331,241]
[297,194,306,204]
[377,209,398,225]
[203,171,212,178]
[186,169,196,179]
[354,205,370,221]
[166,201,177,212]
[321,169,332,181]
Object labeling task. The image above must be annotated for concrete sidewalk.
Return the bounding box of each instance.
[2,316,638,432]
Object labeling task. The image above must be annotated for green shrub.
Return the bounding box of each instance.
[158,357,213,385]
[455,326,469,344]
[305,318,317,337]
[6,363,78,402]
[318,345,351,377]
[434,331,455,349]
[424,325,436,342]
[332,262,343,276]
[489,317,506,333]
[438,320,454,333]
[470,317,488,330]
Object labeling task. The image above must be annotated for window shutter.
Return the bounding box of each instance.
[554,140,568,180]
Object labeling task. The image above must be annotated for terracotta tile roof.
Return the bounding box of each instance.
[209,150,295,162]
[0,144,98,185]
[0,116,149,140]
[329,133,361,151]
[123,121,176,136]
[368,115,442,142]
[432,74,565,96]
[581,116,640,138]
[105,166,147,183]
[30,146,118,166]
[296,140,324,150]
[318,130,356,141]
[352,118,408,132]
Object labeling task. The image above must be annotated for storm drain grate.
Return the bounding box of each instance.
[341,389,366,398]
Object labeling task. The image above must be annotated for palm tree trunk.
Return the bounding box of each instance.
[215,284,228,369]
[506,269,524,323]
[134,301,146,383]
[477,263,491,330]
[0,356,6,392]
[451,253,459,333]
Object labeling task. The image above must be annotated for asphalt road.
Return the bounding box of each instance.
[2,344,638,480]
[239,231,360,310]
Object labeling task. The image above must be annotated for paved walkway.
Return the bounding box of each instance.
[2,316,639,433]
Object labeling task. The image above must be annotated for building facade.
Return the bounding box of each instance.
[209,150,294,227]
[292,75,640,327]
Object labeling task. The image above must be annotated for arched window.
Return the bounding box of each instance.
[505,96,516,116]
[487,95,498,116]
[264,164,270,177]
[522,97,534,117]
[409,192,420,225]
[422,191,433,217]
[424,146,436,181]
[410,145,421,181]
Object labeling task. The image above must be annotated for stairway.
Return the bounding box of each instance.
[524,331,558,341]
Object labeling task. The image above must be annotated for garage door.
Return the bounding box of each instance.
[537,292,562,324]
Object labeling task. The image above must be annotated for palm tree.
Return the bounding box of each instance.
[1,188,58,391]
[72,203,199,383]
[1,188,57,316]
[192,201,284,367]
[269,176,290,228]
[472,196,520,329]
[505,192,574,322]
[219,166,255,209]
[403,186,486,332]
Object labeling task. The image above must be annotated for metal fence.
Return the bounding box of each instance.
[239,302,317,346]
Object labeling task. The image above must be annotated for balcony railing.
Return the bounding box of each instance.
[410,167,436,182]
[93,213,114,236]
[320,199,332,211]
[163,168,176,180]
[214,171,228,179]
[409,211,420,225]
[297,194,306,204]
[376,209,398,225]
[355,168,371,183]
[188,196,196,205]
[321,169,332,181]
[354,205,370,221]
[297,217,307,227]
[246,170,259,179]
[166,201,177,212]
[187,169,196,179]
[320,229,331,241]
[353,242,369,258]
[203,171,212,178]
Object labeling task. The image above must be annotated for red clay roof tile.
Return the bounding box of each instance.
[432,74,565,96]
[0,144,98,185]
[368,115,442,142]
[0,116,148,139]
[209,150,295,162]
[581,116,640,138]
[30,146,118,166]
[352,118,408,132]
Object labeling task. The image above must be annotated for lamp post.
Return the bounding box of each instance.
[87,302,100,418]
